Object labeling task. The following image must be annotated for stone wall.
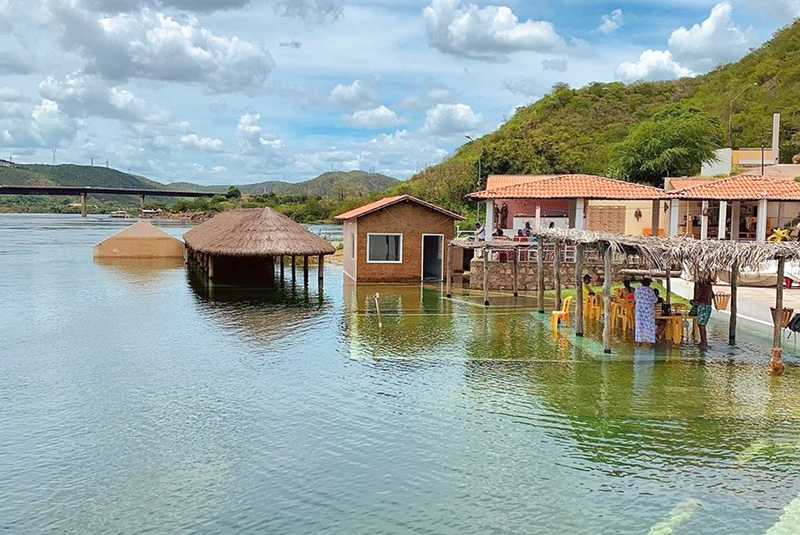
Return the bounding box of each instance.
[469,258,628,291]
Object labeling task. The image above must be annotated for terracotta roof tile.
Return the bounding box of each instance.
[672,174,800,200]
[468,175,669,200]
[485,174,557,190]
[334,195,465,221]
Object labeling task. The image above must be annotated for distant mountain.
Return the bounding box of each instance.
[0,164,401,199]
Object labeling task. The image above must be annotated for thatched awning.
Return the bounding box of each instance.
[184,208,335,257]
[453,229,800,274]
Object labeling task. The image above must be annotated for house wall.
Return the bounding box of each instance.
[469,258,628,291]
[342,218,358,282]
[588,200,667,236]
[355,202,456,283]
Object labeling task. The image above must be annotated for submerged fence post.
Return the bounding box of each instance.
[554,240,562,312]
[729,261,738,345]
[603,244,612,354]
[771,258,786,375]
[575,243,584,337]
[512,247,519,297]
[537,240,545,314]
[483,246,490,307]
[374,292,383,329]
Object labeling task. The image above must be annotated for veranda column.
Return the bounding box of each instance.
[700,201,709,240]
[651,200,661,237]
[575,244,584,337]
[512,248,519,297]
[574,198,586,230]
[718,201,728,240]
[669,199,680,237]
[483,246,490,307]
[445,243,453,298]
[730,201,741,242]
[756,198,768,241]
[484,200,495,238]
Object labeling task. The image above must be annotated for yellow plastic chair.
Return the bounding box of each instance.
[551,296,574,328]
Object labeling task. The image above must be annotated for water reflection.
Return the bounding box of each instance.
[94,257,185,284]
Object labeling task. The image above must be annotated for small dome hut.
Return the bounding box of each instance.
[94,220,184,259]
[183,207,335,286]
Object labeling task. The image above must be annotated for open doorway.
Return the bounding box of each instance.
[422,234,443,281]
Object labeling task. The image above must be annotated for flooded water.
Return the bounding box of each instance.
[2,214,800,535]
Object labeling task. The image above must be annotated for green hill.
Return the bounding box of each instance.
[282,171,399,198]
[397,19,800,214]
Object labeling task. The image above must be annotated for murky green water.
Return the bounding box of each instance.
[2,214,800,534]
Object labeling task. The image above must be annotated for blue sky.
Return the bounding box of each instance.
[0,0,798,185]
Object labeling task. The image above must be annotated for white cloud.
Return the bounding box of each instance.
[181,134,223,152]
[273,0,341,21]
[30,99,77,147]
[424,0,564,61]
[330,80,380,109]
[49,4,273,94]
[346,105,399,129]
[39,73,171,124]
[237,113,283,153]
[599,9,624,34]
[423,103,482,137]
[667,2,755,71]
[615,49,692,82]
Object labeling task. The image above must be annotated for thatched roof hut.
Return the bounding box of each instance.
[184,207,334,257]
[94,220,184,259]
[184,208,334,286]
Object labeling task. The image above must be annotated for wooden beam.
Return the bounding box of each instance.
[554,240,562,312]
[303,255,309,286]
[483,246,490,307]
[291,255,296,283]
[318,255,324,286]
[651,200,660,237]
[446,243,453,298]
[537,240,545,314]
[279,255,285,286]
[773,257,785,350]
[603,245,612,354]
[575,243,584,337]
[729,261,738,345]
[730,201,741,242]
[666,269,672,306]
[512,248,519,297]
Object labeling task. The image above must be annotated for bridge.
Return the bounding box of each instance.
[0,185,216,217]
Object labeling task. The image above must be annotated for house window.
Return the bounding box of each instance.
[367,233,402,263]
[350,232,355,259]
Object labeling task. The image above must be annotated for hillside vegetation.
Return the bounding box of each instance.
[397,19,800,214]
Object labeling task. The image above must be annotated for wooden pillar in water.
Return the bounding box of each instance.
[445,243,453,298]
[303,255,309,286]
[80,192,88,217]
[537,240,545,313]
[512,247,519,297]
[291,255,296,283]
[666,269,672,306]
[482,246,490,307]
[575,243,584,337]
[318,255,324,288]
[553,240,562,312]
[773,258,786,349]
[279,255,285,285]
[603,245,613,354]
[729,261,739,345]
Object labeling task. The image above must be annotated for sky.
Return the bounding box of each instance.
[1,0,799,185]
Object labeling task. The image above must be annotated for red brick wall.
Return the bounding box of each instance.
[355,201,456,283]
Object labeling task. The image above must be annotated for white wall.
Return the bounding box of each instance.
[701,148,733,176]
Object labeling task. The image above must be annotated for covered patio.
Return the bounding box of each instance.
[668,174,800,241]
[468,174,670,237]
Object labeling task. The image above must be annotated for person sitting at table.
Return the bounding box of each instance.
[524,222,533,237]
[582,274,595,300]
[622,279,635,301]
[634,278,658,346]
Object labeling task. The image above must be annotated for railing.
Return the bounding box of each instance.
[476,244,632,266]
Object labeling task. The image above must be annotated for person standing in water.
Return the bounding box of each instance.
[694,276,714,350]
[634,278,658,346]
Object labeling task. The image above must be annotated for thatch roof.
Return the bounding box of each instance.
[184,208,335,257]
[453,229,800,275]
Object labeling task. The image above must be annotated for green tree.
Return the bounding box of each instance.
[611,104,722,186]
[226,185,242,199]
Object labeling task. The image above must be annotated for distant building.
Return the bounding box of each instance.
[0,159,13,167]
[335,195,465,283]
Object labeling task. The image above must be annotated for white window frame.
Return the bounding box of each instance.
[420,233,445,281]
[366,233,403,264]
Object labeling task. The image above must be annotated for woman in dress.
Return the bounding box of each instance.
[634,278,658,345]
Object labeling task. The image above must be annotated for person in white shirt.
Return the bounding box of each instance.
[475,223,485,241]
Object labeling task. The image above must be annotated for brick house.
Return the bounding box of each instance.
[334,195,465,283]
